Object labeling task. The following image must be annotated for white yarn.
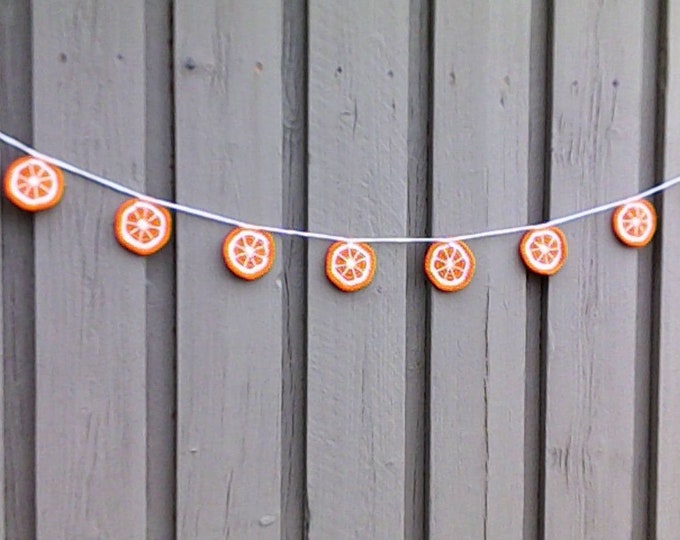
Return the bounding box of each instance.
[1,130,677,244]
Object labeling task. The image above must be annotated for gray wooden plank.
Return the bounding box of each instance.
[174,2,283,537]
[32,1,148,537]
[543,1,656,537]
[306,2,409,537]
[404,0,430,537]
[144,1,176,539]
[654,0,680,536]
[428,2,535,537]
[0,2,34,538]
[281,0,308,537]
[524,1,549,538]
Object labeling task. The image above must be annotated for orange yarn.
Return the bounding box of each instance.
[611,200,657,248]
[325,241,376,292]
[222,228,276,280]
[519,227,567,276]
[114,198,172,256]
[4,156,64,212]
[424,241,476,292]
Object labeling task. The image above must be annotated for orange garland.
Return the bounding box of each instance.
[1,158,662,288]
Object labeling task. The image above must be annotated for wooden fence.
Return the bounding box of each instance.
[1,0,679,538]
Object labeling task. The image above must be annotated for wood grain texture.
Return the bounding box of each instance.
[174,2,283,537]
[306,2,409,538]
[543,0,656,537]
[0,2,34,538]
[429,1,534,537]
[0,3,672,537]
[144,1,176,538]
[281,0,308,537]
[32,1,148,537]
[524,1,550,538]
[404,0,430,537]
[654,0,680,536]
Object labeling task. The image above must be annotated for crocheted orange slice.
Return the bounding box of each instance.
[519,227,567,276]
[611,200,657,248]
[222,228,275,280]
[424,241,475,292]
[114,198,172,256]
[325,241,376,292]
[4,156,64,212]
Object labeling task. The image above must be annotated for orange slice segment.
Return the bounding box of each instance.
[222,228,275,280]
[611,200,657,247]
[424,241,475,292]
[114,198,172,256]
[326,241,376,292]
[519,227,567,276]
[4,156,64,212]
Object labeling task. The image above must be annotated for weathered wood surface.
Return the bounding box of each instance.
[144,1,176,538]
[655,0,680,537]
[0,2,33,539]
[174,1,283,537]
[281,0,308,537]
[404,0,430,537]
[306,1,409,537]
[32,1,148,538]
[429,1,537,537]
[543,0,655,537]
[0,0,675,537]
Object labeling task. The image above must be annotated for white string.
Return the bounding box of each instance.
[1,129,677,244]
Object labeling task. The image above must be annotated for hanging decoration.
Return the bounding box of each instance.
[222,227,276,280]
[325,242,376,292]
[114,198,173,256]
[424,241,475,292]
[519,227,568,276]
[3,155,64,212]
[0,130,670,294]
[611,199,657,248]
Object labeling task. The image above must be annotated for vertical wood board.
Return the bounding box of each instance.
[306,1,409,537]
[403,0,430,536]
[281,0,308,537]
[0,1,34,537]
[429,1,534,537]
[654,0,680,536]
[523,1,550,537]
[543,1,655,537]
[32,1,148,537]
[174,1,283,537]
[144,0,176,538]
